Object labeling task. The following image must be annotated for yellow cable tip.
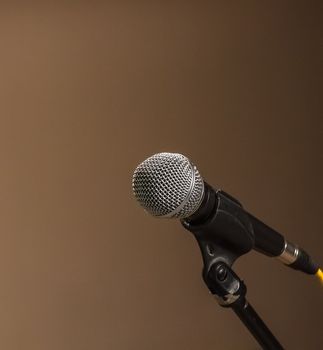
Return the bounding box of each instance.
[316,268,323,285]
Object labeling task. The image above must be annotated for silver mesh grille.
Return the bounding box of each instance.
[132,153,204,219]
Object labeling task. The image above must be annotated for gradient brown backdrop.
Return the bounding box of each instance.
[0,1,322,349]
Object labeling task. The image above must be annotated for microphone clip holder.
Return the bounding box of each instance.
[181,187,285,347]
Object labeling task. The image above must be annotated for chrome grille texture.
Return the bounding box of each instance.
[132,153,204,219]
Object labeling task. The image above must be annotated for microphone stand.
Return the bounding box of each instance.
[203,260,284,350]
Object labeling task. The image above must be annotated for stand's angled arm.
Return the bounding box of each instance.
[205,262,284,350]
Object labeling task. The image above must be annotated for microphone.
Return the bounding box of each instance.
[132,152,319,275]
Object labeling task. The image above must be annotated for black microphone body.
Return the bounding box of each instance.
[182,183,318,275]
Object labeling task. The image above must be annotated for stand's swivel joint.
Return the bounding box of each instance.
[204,262,247,307]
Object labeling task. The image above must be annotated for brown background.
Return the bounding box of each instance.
[0,1,322,349]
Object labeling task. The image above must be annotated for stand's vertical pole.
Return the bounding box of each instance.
[232,298,284,350]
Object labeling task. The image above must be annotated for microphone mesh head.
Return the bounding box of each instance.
[132,153,204,219]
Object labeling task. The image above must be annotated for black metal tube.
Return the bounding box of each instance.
[232,298,284,350]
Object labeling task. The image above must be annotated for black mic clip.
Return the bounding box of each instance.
[181,185,254,306]
[182,184,255,270]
